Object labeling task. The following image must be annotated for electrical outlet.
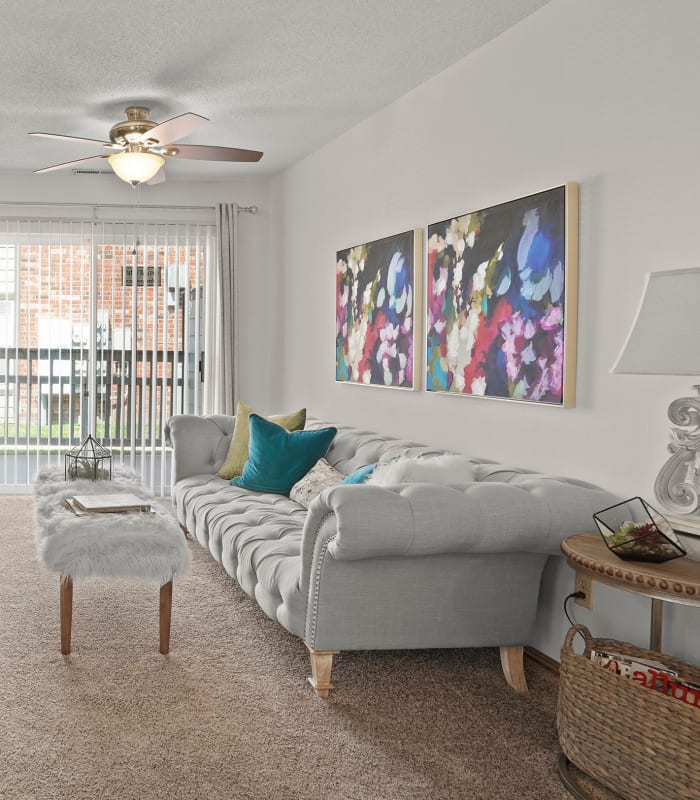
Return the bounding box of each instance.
[574,572,594,609]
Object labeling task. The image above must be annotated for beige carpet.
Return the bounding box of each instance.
[0,496,615,800]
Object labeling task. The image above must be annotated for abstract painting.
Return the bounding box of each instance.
[426,184,578,406]
[336,229,421,389]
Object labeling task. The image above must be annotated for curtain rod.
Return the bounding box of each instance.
[0,200,213,210]
[0,201,258,212]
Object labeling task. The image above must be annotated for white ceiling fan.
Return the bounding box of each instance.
[29,106,263,185]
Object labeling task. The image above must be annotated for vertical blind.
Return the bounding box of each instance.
[0,213,215,492]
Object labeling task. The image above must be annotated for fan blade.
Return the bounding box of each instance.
[29,132,115,148]
[141,112,208,146]
[163,144,263,162]
[147,169,166,186]
[34,154,110,174]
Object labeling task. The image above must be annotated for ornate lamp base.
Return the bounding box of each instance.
[654,385,700,516]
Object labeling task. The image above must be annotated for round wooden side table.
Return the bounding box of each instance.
[560,532,700,651]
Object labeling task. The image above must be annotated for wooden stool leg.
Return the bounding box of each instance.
[500,645,528,693]
[60,575,73,655]
[305,642,339,698]
[159,580,173,654]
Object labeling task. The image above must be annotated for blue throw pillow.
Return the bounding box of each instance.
[231,414,337,495]
[340,463,377,484]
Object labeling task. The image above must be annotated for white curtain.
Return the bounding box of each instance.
[204,203,239,415]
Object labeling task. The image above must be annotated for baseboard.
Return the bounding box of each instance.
[524,646,559,676]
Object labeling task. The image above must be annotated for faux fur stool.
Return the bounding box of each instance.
[33,466,190,655]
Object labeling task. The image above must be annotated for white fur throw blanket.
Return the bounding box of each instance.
[367,454,480,486]
[33,466,190,583]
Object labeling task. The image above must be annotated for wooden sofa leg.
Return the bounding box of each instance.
[305,642,339,698]
[500,645,528,693]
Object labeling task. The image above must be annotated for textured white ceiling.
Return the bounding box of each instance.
[1,0,550,182]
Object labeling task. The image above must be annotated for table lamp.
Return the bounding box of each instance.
[611,267,700,519]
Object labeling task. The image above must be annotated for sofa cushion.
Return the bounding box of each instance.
[290,458,344,507]
[217,402,306,479]
[171,473,309,637]
[231,415,337,494]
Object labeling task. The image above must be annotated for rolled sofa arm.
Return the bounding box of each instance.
[301,478,620,564]
[165,414,235,483]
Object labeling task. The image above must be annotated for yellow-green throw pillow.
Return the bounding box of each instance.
[217,402,306,479]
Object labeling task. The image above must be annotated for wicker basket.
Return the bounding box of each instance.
[558,625,700,800]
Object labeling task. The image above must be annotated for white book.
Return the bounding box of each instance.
[71,493,151,513]
[64,498,88,516]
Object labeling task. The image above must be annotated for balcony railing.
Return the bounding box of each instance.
[0,346,193,448]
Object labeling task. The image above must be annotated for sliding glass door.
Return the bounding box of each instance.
[0,216,213,492]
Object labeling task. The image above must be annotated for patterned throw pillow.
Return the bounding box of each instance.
[217,402,306,480]
[290,459,345,507]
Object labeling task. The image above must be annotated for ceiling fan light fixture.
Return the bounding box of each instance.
[31,107,263,177]
[107,151,165,185]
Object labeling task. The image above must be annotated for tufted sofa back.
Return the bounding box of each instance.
[305,419,493,476]
[167,413,608,493]
[165,412,506,484]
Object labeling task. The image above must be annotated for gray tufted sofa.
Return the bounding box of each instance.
[166,414,617,696]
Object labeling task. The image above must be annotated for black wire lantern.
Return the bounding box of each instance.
[65,434,112,481]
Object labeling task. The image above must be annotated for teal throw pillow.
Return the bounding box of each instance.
[231,414,338,495]
[340,463,377,484]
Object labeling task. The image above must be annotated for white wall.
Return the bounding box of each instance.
[276,0,700,664]
[0,172,283,411]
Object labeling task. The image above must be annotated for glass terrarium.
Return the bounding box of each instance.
[593,497,687,563]
[65,434,112,481]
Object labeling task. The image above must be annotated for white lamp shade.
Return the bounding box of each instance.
[611,267,700,375]
[108,151,164,184]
